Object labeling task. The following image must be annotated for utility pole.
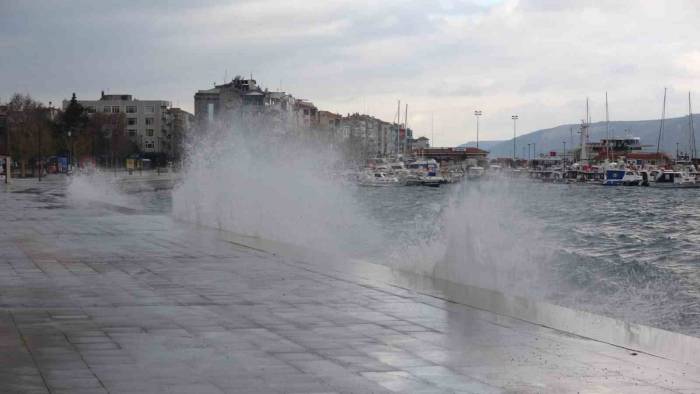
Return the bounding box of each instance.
[512,115,517,160]
[474,110,482,149]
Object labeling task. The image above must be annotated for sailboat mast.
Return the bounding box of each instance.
[431,113,434,148]
[397,100,401,156]
[690,92,696,161]
[404,104,408,155]
[580,98,590,163]
[657,88,667,155]
[605,92,610,161]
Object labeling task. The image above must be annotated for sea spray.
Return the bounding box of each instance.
[66,169,136,207]
[172,124,385,257]
[386,178,557,300]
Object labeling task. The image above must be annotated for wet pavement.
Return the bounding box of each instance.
[1,177,700,393]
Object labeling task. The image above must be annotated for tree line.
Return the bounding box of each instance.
[1,93,138,177]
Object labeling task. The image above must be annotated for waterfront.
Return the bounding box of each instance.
[2,176,700,393]
[134,176,700,337]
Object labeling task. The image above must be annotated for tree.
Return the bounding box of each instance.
[5,94,54,177]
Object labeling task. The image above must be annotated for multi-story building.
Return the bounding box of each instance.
[165,108,194,164]
[194,77,265,128]
[64,93,170,154]
[294,100,318,131]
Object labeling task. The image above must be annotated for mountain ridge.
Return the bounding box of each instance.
[461,115,699,158]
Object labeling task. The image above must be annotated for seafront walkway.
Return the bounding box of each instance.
[1,177,699,393]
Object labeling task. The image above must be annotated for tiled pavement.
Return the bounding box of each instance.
[1,178,700,393]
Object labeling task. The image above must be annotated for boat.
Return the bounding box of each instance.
[467,166,484,180]
[603,169,643,186]
[357,171,401,187]
[650,170,700,188]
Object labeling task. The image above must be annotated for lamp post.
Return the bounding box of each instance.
[511,115,518,162]
[533,142,536,159]
[474,110,482,149]
[527,143,531,161]
[563,141,567,170]
[67,130,72,171]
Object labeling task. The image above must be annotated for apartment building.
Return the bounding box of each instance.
[65,92,170,153]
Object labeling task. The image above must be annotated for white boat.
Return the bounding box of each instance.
[650,170,700,188]
[467,166,484,180]
[357,171,401,187]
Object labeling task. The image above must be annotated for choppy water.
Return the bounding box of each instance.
[139,180,700,337]
[352,181,700,337]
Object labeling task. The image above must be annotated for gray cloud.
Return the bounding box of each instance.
[1,0,699,145]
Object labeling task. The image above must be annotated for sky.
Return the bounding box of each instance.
[1,0,699,146]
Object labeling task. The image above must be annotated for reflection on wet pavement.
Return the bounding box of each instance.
[1,177,699,393]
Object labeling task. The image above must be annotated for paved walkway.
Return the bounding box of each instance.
[1,178,699,393]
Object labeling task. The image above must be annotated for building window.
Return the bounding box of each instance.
[146,142,154,149]
[127,118,137,126]
[112,106,120,113]
[145,118,154,125]
[303,109,309,115]
[128,130,136,137]
[103,106,111,113]
[146,129,154,136]
[86,106,96,113]
[126,106,137,113]
[145,105,154,113]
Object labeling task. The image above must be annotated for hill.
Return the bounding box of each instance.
[477,115,699,158]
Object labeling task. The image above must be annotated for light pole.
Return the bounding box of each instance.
[67,130,72,171]
[511,115,518,162]
[474,110,482,149]
[528,143,531,161]
[562,141,567,169]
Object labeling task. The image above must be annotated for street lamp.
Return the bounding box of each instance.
[563,141,567,170]
[511,115,518,161]
[474,110,482,149]
[67,130,72,170]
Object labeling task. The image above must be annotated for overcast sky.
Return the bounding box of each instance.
[1,0,699,145]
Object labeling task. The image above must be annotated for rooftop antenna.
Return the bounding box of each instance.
[656,87,667,154]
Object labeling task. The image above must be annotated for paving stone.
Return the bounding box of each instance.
[1,177,699,393]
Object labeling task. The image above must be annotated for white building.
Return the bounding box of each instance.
[65,92,170,153]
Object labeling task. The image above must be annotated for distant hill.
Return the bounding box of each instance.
[458,140,502,151]
[481,115,699,158]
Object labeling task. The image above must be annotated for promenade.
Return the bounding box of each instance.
[1,177,699,393]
